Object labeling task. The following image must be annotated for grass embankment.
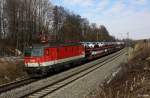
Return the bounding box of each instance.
[0,41,27,85]
[0,59,28,85]
[88,41,150,98]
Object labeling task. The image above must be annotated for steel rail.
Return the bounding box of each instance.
[0,78,37,94]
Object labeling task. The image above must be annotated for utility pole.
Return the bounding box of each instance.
[127,32,129,61]
[126,32,129,47]
[96,30,98,41]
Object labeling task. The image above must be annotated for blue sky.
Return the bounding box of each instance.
[51,0,150,40]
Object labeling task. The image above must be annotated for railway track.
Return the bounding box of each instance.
[0,49,125,98]
[0,78,36,94]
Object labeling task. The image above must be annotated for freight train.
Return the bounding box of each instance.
[24,42,124,77]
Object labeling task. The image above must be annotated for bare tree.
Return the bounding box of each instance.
[0,0,6,39]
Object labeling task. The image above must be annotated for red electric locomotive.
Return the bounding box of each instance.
[24,43,85,77]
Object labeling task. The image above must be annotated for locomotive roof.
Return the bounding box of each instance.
[31,42,82,48]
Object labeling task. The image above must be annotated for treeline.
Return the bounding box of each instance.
[0,0,115,51]
[53,6,115,42]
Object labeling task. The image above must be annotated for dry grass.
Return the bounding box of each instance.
[0,59,28,85]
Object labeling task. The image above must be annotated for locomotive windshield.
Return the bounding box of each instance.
[25,48,43,57]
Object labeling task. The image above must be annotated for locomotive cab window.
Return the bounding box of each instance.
[25,48,43,57]
[24,48,32,56]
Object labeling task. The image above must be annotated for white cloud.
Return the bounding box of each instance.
[98,10,150,39]
[132,0,148,5]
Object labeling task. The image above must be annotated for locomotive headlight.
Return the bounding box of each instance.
[30,59,35,63]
